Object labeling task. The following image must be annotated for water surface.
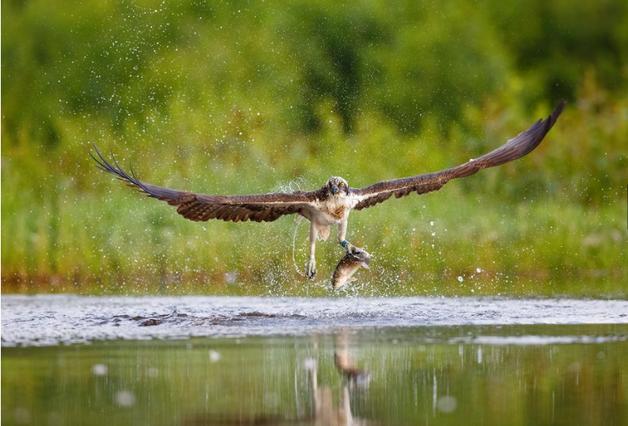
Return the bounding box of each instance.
[2,296,627,425]
[3,295,627,346]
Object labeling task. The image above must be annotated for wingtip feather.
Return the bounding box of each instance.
[549,100,566,126]
[91,145,147,192]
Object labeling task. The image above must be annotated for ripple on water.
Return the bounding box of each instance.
[2,295,628,347]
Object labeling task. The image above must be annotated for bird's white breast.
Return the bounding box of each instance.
[313,194,357,225]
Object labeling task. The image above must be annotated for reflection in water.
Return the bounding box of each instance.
[306,332,372,426]
[334,337,370,387]
[2,324,627,426]
[184,330,374,425]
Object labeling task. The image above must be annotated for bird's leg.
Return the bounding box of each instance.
[306,223,317,279]
[338,218,354,253]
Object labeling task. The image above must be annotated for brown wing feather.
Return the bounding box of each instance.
[352,101,565,210]
[91,147,318,223]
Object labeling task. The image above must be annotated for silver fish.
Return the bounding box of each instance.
[331,246,371,289]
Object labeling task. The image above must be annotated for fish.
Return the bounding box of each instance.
[331,246,371,289]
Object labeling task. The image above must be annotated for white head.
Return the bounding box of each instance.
[325,176,350,196]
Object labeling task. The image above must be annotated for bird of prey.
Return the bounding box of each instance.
[93,102,564,279]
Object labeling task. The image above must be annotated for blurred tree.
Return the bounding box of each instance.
[280,1,384,133]
[364,1,510,134]
[485,0,628,105]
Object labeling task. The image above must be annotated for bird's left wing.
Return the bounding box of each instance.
[351,101,565,210]
[92,148,319,223]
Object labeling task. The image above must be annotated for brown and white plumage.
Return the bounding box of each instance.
[351,101,565,209]
[92,147,324,223]
[93,101,564,279]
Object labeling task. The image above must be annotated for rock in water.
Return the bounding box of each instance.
[331,246,371,289]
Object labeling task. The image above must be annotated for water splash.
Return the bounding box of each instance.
[2,295,627,347]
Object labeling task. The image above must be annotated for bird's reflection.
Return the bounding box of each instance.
[306,332,371,426]
[182,331,374,426]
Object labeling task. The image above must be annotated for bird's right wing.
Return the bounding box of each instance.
[351,101,565,210]
[92,148,320,222]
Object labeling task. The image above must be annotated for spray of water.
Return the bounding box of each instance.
[291,216,307,278]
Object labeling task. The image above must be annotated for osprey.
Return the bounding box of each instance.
[93,102,564,279]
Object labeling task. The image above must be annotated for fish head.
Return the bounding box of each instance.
[331,246,372,290]
[348,246,371,269]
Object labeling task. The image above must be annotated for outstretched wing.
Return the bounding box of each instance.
[352,101,565,210]
[92,148,319,222]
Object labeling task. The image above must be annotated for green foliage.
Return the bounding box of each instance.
[2,0,626,294]
[485,0,628,103]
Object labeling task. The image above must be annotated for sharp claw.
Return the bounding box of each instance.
[340,240,353,252]
[306,262,317,279]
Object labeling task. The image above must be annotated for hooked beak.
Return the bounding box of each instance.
[330,185,339,195]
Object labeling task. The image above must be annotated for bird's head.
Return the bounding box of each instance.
[325,176,350,197]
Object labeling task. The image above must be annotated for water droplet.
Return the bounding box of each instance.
[209,350,221,362]
[436,395,457,413]
[115,390,136,407]
[224,271,238,284]
[303,358,316,370]
[91,364,108,376]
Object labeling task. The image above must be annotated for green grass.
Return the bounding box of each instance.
[3,97,627,296]
[3,96,627,296]
[3,155,626,296]
[2,0,627,296]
